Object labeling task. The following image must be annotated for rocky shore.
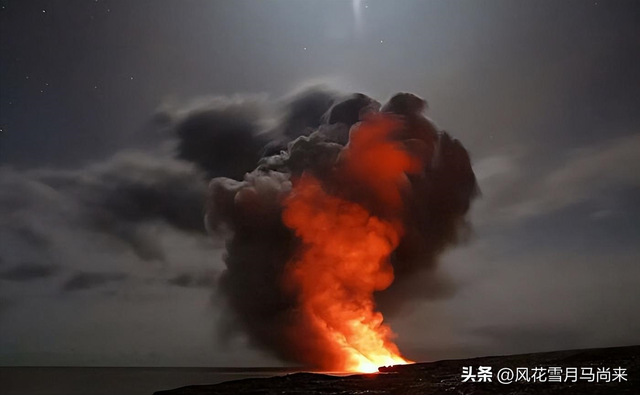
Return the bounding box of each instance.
[155,345,639,394]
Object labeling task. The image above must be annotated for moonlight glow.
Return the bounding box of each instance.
[353,0,363,36]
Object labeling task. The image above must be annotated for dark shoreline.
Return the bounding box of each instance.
[0,366,305,373]
[155,345,640,394]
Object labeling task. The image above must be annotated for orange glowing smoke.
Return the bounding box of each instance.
[282,115,420,372]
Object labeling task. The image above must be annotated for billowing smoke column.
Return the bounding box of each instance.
[206,91,478,371]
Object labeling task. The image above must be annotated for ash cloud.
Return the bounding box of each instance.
[1,153,208,262]
[171,99,269,180]
[0,152,213,301]
[206,90,478,366]
[167,270,217,289]
[62,271,127,292]
[0,262,59,282]
[164,87,340,180]
[278,87,338,139]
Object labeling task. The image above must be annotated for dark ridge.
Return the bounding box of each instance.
[154,345,640,394]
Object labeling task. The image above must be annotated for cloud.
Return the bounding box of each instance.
[277,86,339,139]
[167,271,218,289]
[0,152,208,266]
[62,271,128,292]
[384,241,640,364]
[40,152,208,232]
[167,96,271,180]
[0,262,59,282]
[511,134,639,218]
[473,133,640,224]
[157,86,344,181]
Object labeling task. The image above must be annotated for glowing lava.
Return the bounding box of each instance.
[282,115,418,372]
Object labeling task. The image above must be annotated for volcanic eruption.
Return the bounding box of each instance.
[205,90,478,372]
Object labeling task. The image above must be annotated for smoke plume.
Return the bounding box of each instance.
[205,90,478,370]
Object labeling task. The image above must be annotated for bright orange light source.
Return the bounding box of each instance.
[282,114,417,373]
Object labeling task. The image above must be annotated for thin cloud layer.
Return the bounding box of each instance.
[63,271,128,292]
[0,262,59,282]
[474,133,640,224]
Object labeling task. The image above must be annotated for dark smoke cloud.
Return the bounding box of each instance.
[35,153,209,261]
[172,99,269,180]
[278,87,338,139]
[0,262,59,282]
[205,91,478,366]
[167,270,217,289]
[323,93,381,127]
[62,271,127,292]
[163,87,341,181]
[0,152,211,298]
[257,86,339,159]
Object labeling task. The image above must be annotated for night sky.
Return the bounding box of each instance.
[1,0,639,367]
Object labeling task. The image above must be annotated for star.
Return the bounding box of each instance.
[380,40,384,43]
